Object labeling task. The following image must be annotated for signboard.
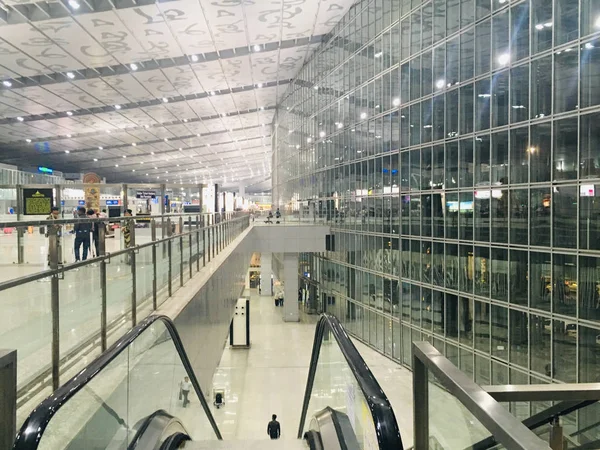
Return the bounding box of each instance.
[106,200,119,206]
[83,173,101,212]
[23,188,53,215]
[38,166,53,175]
[136,190,157,199]
[78,200,86,206]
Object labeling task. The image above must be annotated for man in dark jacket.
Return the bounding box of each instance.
[267,414,280,440]
[74,206,92,262]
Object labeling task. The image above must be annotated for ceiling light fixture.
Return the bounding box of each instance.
[94,158,98,161]
[65,150,70,154]
[393,98,400,107]
[66,134,72,138]
[66,72,75,79]
[68,0,80,9]
[164,138,168,142]
[66,111,73,116]
[130,63,138,71]
[253,44,261,52]
[360,112,367,119]
[162,97,169,103]
[191,54,199,62]
[122,155,127,158]
[25,138,31,143]
[115,164,119,167]
[257,83,263,88]
[98,146,103,150]
[131,143,136,146]
[2,80,11,87]
[114,104,121,110]
[16,116,23,122]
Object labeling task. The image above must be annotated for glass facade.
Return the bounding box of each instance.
[274,0,600,395]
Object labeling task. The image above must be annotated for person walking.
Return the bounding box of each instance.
[180,376,192,407]
[45,206,62,265]
[267,414,281,440]
[74,206,91,262]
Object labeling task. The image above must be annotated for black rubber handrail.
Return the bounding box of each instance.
[13,315,222,449]
[297,313,404,450]
[128,409,182,450]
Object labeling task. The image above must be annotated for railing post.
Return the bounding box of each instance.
[98,223,107,352]
[48,226,60,391]
[179,217,184,287]
[413,346,429,450]
[0,350,16,450]
[203,228,207,265]
[188,218,193,279]
[167,218,172,296]
[151,219,157,310]
[195,215,200,272]
[130,219,137,327]
[16,185,24,264]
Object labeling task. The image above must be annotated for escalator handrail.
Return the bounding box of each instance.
[128,409,181,450]
[13,314,222,449]
[297,313,404,450]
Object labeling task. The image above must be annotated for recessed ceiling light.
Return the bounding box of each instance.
[66,111,73,116]
[114,105,121,110]
[190,54,199,62]
[25,138,31,143]
[93,158,98,161]
[106,130,111,134]
[196,133,200,137]
[115,164,119,167]
[66,72,75,79]
[16,116,23,122]
[131,142,136,146]
[2,80,11,87]
[257,83,263,88]
[164,138,168,142]
[122,155,127,158]
[260,106,264,110]
[151,151,155,155]
[132,169,135,172]
[183,118,188,122]
[98,146,103,150]
[144,124,149,128]
[162,97,169,103]
[65,150,70,154]
[210,91,215,96]
[207,143,211,147]
[66,134,72,138]
[221,113,226,117]
[253,44,261,52]
[68,0,80,9]
[130,63,138,71]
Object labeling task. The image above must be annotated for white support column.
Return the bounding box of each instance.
[261,252,273,296]
[283,253,299,322]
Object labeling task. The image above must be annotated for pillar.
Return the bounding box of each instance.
[283,253,299,322]
[261,252,273,296]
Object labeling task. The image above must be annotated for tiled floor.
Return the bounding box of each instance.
[210,291,416,447]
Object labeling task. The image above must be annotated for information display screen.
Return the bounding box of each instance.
[23,188,53,215]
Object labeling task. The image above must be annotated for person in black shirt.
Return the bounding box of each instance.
[74,207,92,262]
[267,414,280,440]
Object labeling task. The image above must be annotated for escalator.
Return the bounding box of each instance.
[13,313,403,450]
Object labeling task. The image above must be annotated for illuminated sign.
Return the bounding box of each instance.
[38,166,53,175]
[23,188,53,215]
[580,185,595,197]
[106,200,119,206]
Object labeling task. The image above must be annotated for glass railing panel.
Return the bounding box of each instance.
[156,242,170,307]
[105,253,133,347]
[303,328,380,450]
[16,317,220,450]
[135,245,154,321]
[182,233,191,283]
[428,372,493,448]
[171,237,182,290]
[0,275,53,389]
[58,263,103,374]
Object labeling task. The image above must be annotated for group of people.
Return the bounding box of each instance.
[46,206,134,264]
[265,208,281,224]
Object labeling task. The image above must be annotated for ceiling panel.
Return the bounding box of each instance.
[0,0,357,188]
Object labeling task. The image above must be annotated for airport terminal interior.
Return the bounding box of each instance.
[1,0,600,448]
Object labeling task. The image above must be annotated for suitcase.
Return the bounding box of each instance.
[275,299,279,306]
[3,227,13,234]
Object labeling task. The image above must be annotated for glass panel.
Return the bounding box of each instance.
[135,245,154,321]
[35,320,219,448]
[106,252,134,347]
[303,328,380,450]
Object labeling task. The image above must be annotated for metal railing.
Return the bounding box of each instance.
[412,341,551,450]
[0,211,249,415]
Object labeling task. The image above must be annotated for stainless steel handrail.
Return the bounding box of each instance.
[3,213,250,407]
[412,341,551,450]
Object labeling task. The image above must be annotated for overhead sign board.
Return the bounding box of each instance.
[136,190,157,199]
[38,166,53,175]
[23,188,53,215]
